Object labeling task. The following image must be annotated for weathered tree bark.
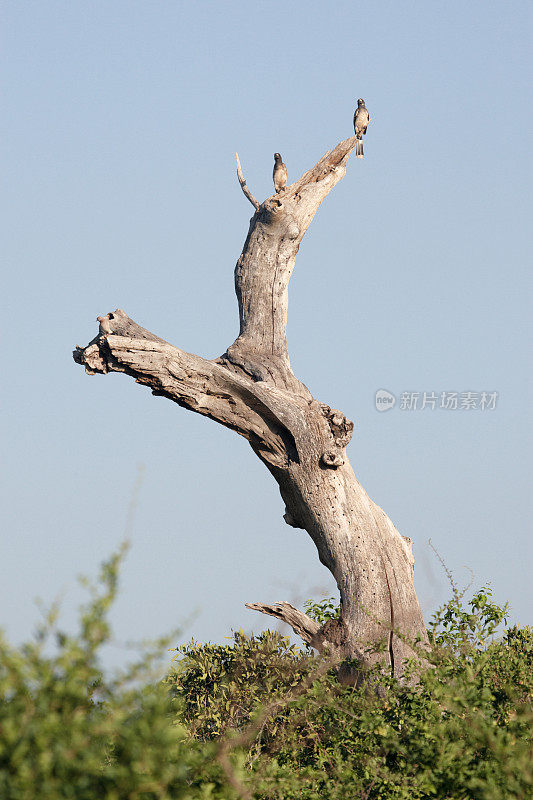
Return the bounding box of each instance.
[73,135,427,680]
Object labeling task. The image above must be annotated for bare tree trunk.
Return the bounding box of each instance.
[73,136,427,680]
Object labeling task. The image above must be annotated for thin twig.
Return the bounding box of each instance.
[235,152,260,211]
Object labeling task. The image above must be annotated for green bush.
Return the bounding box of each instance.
[1,547,531,799]
[170,631,314,742]
[171,588,532,800]
[0,546,236,799]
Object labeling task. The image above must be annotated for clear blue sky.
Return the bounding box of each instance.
[2,1,531,660]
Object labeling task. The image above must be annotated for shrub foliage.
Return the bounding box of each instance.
[0,549,531,799]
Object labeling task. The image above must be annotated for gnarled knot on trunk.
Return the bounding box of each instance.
[310,400,354,468]
[257,200,300,239]
[321,451,344,468]
[317,402,354,447]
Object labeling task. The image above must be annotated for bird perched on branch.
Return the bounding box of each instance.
[273,153,287,193]
[353,99,370,158]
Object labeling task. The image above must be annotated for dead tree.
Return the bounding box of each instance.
[73,135,427,680]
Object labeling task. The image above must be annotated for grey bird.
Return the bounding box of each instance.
[273,152,287,193]
[353,99,370,158]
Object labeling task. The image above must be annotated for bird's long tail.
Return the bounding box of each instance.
[356,137,364,158]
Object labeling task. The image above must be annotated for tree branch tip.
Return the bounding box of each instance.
[235,151,259,211]
[245,601,328,650]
